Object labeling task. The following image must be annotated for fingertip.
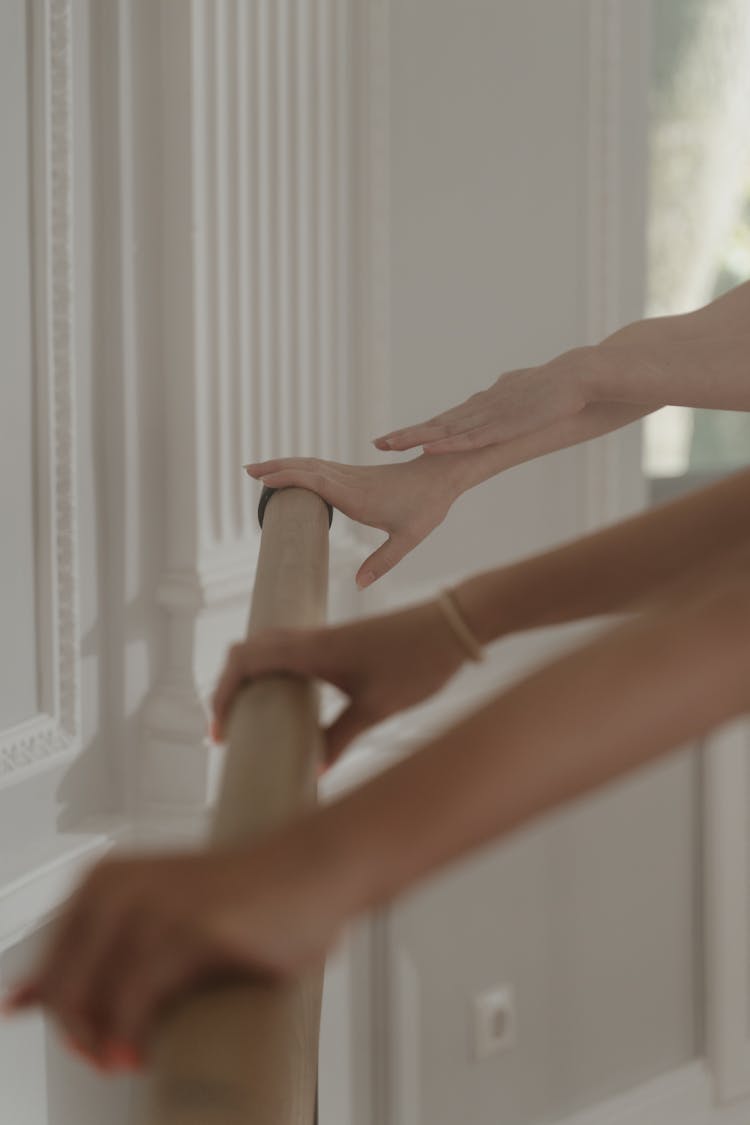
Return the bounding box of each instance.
[1,981,40,1015]
[356,570,376,589]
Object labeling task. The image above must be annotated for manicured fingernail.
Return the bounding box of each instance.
[103,1042,143,1072]
[118,1046,144,1071]
[357,571,375,589]
[1,982,37,1014]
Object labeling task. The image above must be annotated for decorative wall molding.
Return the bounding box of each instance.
[0,0,81,786]
[553,1059,750,1125]
[142,0,358,810]
[580,0,648,533]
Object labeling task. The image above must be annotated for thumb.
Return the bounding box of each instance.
[356,535,412,589]
[323,702,375,765]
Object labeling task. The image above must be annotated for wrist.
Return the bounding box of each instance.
[452,568,515,647]
[257,807,363,929]
[575,342,620,402]
[415,450,476,500]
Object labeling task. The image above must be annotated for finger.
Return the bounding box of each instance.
[211,631,315,739]
[355,534,412,589]
[421,426,496,454]
[41,877,133,1052]
[1,979,43,1015]
[323,703,374,763]
[244,457,349,482]
[373,420,452,451]
[97,926,199,1055]
[373,401,485,450]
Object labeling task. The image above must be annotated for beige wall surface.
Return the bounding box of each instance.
[381,2,699,1122]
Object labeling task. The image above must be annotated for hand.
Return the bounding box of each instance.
[212,599,466,764]
[244,454,465,587]
[0,832,343,1069]
[373,347,594,455]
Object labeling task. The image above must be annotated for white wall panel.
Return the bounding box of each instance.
[0,0,38,731]
[0,0,81,785]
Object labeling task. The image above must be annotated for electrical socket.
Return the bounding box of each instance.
[471,984,516,1061]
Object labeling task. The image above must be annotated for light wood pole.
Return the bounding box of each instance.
[140,487,332,1125]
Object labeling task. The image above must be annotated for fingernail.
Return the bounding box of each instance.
[357,571,375,589]
[118,1046,144,1071]
[103,1042,143,1072]
[1,982,37,1014]
[209,718,221,744]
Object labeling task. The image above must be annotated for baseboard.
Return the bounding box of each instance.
[552,1059,749,1125]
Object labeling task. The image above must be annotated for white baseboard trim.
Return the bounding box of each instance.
[0,814,132,955]
[552,1059,749,1125]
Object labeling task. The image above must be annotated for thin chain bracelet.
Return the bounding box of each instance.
[436,588,485,663]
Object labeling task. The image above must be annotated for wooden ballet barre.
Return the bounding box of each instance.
[139,486,333,1125]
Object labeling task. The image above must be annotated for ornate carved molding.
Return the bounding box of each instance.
[0,0,80,784]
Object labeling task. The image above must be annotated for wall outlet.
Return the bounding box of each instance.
[471,984,516,1061]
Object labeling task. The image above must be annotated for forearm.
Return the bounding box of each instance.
[590,283,749,409]
[448,401,651,493]
[590,335,750,410]
[310,577,750,918]
[452,465,750,644]
[448,284,750,494]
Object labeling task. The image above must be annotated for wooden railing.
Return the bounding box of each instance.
[140,486,332,1125]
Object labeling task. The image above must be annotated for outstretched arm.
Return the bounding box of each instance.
[210,466,750,766]
[310,560,750,916]
[377,280,750,456]
[246,281,750,586]
[9,552,750,1062]
[452,463,750,641]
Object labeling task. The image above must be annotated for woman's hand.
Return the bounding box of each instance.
[244,455,466,588]
[212,599,467,766]
[0,830,345,1070]
[374,347,595,455]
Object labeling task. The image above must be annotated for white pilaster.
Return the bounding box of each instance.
[142,0,358,812]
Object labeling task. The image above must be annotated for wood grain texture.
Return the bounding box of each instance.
[141,488,330,1124]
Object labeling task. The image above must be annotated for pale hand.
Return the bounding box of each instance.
[212,599,467,766]
[245,454,464,587]
[374,347,593,454]
[0,834,343,1070]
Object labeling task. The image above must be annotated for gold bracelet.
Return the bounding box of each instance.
[436,588,485,663]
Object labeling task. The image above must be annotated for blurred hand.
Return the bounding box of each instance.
[1,834,346,1069]
[373,347,594,455]
[245,455,465,587]
[212,600,466,767]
